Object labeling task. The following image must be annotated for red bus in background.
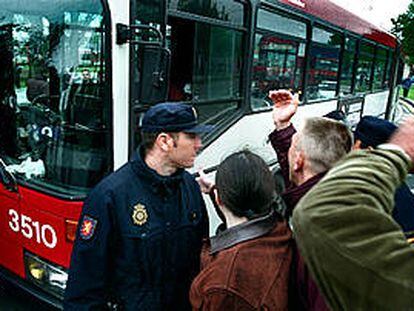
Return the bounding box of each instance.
[0,0,402,309]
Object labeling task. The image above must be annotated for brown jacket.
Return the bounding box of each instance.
[190,212,292,311]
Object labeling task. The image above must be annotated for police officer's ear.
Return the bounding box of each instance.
[156,132,176,152]
[156,133,170,152]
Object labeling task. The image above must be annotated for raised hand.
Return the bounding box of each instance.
[196,169,215,194]
[269,90,299,130]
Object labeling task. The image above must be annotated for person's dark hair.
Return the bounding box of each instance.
[216,150,276,219]
[140,131,179,155]
[140,131,161,154]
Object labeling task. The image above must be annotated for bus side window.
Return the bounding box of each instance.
[306,27,341,101]
[252,9,306,110]
[355,42,375,93]
[167,18,195,102]
[340,37,357,96]
[373,48,388,91]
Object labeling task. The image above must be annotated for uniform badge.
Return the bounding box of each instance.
[132,204,148,226]
[80,215,98,240]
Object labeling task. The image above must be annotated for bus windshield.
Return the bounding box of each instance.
[0,0,112,197]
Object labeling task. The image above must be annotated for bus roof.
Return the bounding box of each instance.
[278,0,397,48]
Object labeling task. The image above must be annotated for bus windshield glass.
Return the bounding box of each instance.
[0,0,112,197]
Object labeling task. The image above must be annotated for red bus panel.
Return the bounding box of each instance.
[279,0,397,48]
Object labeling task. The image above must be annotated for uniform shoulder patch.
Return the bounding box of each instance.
[80,215,98,240]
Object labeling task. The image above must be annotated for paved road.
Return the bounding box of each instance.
[0,282,58,311]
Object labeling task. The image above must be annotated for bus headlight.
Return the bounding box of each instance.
[24,252,68,299]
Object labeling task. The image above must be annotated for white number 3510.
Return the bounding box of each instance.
[8,209,57,249]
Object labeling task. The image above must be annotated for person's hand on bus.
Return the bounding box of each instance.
[388,116,414,162]
[197,169,215,194]
[269,90,299,130]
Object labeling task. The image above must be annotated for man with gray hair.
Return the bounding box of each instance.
[268,90,353,310]
[268,90,352,216]
[293,117,414,309]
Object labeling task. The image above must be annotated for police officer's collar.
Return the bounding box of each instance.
[131,147,184,187]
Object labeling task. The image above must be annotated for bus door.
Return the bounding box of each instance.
[126,0,170,151]
[129,0,246,154]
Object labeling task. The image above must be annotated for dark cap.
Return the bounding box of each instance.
[141,102,214,133]
[354,116,397,147]
[324,110,347,122]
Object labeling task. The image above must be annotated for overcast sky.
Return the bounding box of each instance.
[330,0,412,30]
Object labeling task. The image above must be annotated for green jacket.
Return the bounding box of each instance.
[292,149,414,310]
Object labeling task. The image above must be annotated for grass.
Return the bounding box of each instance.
[400,88,414,101]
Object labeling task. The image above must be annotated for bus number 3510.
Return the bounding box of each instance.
[8,209,58,249]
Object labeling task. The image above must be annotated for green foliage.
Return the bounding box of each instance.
[400,87,414,100]
[392,1,414,65]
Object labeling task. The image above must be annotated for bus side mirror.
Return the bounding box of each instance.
[138,45,171,105]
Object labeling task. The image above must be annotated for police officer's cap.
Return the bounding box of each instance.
[141,102,214,133]
[354,116,397,147]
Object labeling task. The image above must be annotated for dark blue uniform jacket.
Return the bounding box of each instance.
[393,183,414,239]
[64,149,208,310]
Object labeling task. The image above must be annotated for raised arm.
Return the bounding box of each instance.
[292,117,414,310]
[267,90,299,186]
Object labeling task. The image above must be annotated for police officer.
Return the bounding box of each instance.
[354,116,414,240]
[64,103,211,310]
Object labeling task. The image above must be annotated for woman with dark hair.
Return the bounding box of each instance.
[190,150,292,310]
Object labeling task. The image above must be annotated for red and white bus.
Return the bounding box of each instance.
[0,0,402,308]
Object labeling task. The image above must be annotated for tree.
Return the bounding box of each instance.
[392,1,414,66]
